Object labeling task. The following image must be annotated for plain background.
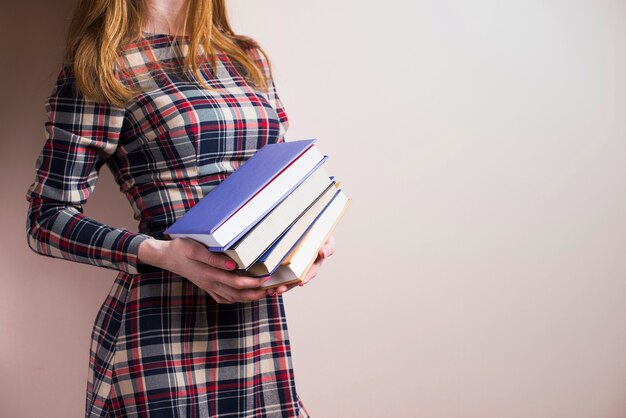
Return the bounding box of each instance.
[2,0,625,417]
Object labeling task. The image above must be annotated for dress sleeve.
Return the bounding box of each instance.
[246,46,290,142]
[24,68,156,275]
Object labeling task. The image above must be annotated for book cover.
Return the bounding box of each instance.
[163,139,326,249]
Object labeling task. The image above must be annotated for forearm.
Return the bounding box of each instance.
[137,237,171,271]
[26,195,155,275]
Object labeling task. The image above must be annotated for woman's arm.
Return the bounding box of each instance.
[24,68,156,275]
[25,66,273,303]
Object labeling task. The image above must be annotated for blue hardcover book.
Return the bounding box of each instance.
[164,139,327,250]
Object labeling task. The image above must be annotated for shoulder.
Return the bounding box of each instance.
[239,39,272,80]
[47,65,84,101]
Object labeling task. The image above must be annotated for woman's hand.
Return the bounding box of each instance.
[138,237,269,304]
[267,235,336,297]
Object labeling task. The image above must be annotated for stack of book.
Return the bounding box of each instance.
[163,139,351,289]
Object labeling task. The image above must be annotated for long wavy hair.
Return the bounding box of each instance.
[65,0,272,106]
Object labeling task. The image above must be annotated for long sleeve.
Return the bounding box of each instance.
[24,68,155,275]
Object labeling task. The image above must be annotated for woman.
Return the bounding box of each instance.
[24,0,335,416]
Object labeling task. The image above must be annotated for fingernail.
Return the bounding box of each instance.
[262,276,271,282]
[225,260,236,270]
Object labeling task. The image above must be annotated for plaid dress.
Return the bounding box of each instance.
[25,33,309,418]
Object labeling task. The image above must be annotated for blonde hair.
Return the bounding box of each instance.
[65,0,272,106]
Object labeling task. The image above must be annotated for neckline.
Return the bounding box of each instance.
[141,31,190,40]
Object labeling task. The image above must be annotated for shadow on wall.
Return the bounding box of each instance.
[1,1,150,417]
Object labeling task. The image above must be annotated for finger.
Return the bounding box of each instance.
[321,235,336,258]
[236,287,273,302]
[208,288,233,304]
[179,259,232,291]
[219,273,271,290]
[217,282,268,303]
[275,285,288,295]
[209,281,236,304]
[319,243,335,259]
[300,260,322,286]
[187,243,238,270]
[276,282,300,295]
[267,281,300,296]
[301,271,318,285]
[283,282,299,293]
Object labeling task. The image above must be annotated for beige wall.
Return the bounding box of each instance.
[2,0,626,417]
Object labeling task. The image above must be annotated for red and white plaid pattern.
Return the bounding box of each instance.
[25,33,309,417]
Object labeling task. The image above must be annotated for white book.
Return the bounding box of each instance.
[224,167,333,269]
[245,181,339,277]
[261,189,351,288]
